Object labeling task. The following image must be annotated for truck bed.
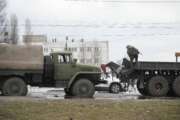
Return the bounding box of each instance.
[0,44,43,70]
[134,61,180,71]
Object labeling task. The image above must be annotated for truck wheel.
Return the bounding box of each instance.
[72,79,95,98]
[2,77,28,96]
[109,82,121,94]
[173,76,180,97]
[147,76,169,97]
[137,80,147,96]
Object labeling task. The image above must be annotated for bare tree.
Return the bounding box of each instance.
[10,14,18,44]
[25,18,32,35]
[0,0,8,43]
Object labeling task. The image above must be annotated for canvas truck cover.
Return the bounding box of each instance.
[0,44,43,70]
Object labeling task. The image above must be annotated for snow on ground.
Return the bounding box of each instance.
[27,85,140,100]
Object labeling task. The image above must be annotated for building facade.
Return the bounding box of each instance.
[23,35,109,65]
[44,39,109,66]
[23,35,47,45]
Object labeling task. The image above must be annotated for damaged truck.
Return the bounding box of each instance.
[103,54,180,97]
[0,44,106,97]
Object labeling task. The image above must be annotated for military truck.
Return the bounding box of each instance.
[104,55,180,97]
[0,44,106,97]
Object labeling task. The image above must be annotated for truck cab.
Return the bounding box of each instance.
[45,51,105,97]
[51,52,77,84]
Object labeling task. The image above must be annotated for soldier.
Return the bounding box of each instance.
[126,45,140,63]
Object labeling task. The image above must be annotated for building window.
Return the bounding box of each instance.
[87,59,92,63]
[80,59,85,63]
[44,48,48,52]
[94,58,99,64]
[52,38,56,43]
[51,48,54,52]
[80,47,85,52]
[68,48,71,51]
[73,48,77,52]
[70,47,77,52]
[94,47,99,51]
[87,47,92,52]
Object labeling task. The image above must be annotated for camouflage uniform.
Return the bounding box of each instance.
[126,45,140,63]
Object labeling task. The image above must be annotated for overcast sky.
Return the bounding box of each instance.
[6,0,180,62]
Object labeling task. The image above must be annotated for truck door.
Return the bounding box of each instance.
[54,54,76,85]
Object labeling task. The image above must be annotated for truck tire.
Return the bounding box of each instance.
[2,77,28,96]
[173,76,180,97]
[137,80,148,96]
[72,79,95,98]
[109,82,121,94]
[147,76,169,97]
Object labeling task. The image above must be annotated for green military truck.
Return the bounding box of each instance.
[0,44,106,97]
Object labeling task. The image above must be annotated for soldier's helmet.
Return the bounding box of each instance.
[126,45,132,49]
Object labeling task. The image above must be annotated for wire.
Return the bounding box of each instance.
[0,24,101,28]
[65,0,180,3]
[0,23,179,28]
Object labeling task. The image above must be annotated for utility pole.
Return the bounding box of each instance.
[81,38,85,64]
[10,14,19,44]
[25,18,32,35]
[65,36,68,51]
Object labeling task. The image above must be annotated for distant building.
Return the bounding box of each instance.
[23,35,47,45]
[44,39,109,66]
[23,36,109,65]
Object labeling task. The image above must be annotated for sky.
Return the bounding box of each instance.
[6,0,180,62]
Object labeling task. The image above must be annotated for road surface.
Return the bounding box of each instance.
[0,87,179,101]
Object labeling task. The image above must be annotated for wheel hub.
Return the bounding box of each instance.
[10,84,20,93]
[79,86,89,94]
[111,84,120,93]
[155,83,163,90]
